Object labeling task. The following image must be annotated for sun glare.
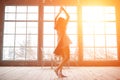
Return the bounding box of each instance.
[82,6,117,61]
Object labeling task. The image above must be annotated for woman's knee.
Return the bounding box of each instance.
[64,55,69,62]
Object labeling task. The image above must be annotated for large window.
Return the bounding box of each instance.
[3,6,38,60]
[2,5,118,63]
[43,6,78,61]
[82,6,118,61]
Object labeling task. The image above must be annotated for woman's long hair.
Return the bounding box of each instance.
[54,17,66,30]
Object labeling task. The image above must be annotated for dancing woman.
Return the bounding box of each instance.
[54,6,71,77]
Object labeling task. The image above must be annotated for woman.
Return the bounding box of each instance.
[54,6,71,78]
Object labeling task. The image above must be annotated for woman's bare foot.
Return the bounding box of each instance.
[54,69,58,76]
[58,73,67,78]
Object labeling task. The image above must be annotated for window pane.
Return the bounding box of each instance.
[83,48,94,60]
[26,48,37,60]
[27,14,38,20]
[15,35,26,46]
[44,22,54,34]
[95,48,106,60]
[104,7,115,13]
[107,48,118,60]
[67,22,77,34]
[44,14,54,20]
[105,22,116,34]
[3,48,14,60]
[104,14,116,21]
[106,35,117,47]
[69,14,77,21]
[44,6,54,13]
[83,35,94,47]
[82,7,104,21]
[54,6,60,13]
[15,47,25,60]
[27,35,38,46]
[42,48,54,60]
[43,48,54,55]
[66,6,77,13]
[94,23,105,34]
[43,35,54,47]
[5,6,16,12]
[16,22,26,34]
[28,6,38,13]
[17,6,27,12]
[95,35,105,47]
[69,35,77,47]
[27,22,38,34]
[16,14,26,20]
[5,13,15,20]
[3,35,14,46]
[70,48,78,54]
[4,22,15,34]
[82,22,94,34]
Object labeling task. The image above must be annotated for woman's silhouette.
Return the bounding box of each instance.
[54,6,71,77]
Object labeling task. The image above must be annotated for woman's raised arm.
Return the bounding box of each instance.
[55,7,62,22]
[61,7,70,22]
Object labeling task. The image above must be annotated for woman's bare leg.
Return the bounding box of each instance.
[55,47,70,77]
[55,56,68,74]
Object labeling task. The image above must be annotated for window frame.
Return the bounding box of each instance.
[0,1,119,66]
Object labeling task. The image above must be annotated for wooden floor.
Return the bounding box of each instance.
[0,67,120,80]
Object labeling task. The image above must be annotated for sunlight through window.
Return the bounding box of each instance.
[82,6,118,61]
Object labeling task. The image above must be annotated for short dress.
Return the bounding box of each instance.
[54,31,72,56]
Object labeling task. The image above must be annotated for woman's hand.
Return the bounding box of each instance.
[59,7,63,12]
[60,6,63,10]
[60,6,70,22]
